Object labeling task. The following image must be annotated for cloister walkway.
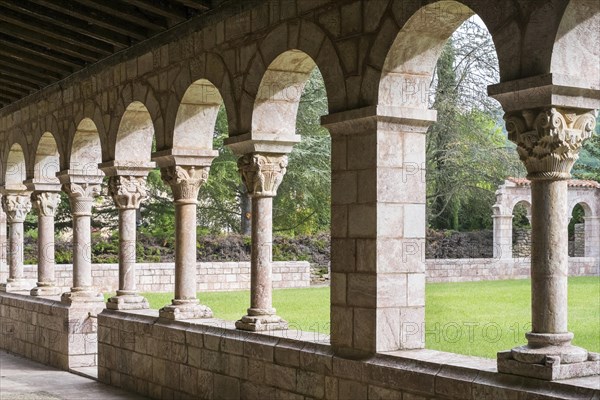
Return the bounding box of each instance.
[0,351,147,400]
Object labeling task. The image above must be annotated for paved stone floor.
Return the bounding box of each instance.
[0,351,148,400]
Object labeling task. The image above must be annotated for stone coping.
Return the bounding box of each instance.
[101,308,600,394]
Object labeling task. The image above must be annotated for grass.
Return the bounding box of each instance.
[123,277,599,359]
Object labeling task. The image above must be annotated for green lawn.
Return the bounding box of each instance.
[124,277,599,359]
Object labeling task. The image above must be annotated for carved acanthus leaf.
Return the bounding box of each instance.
[160,165,209,201]
[108,175,148,209]
[506,108,596,180]
[238,153,288,197]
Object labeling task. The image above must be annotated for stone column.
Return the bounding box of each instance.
[321,106,435,358]
[30,191,61,296]
[492,214,513,259]
[59,175,103,304]
[235,153,288,331]
[106,175,149,309]
[497,107,599,380]
[158,165,212,320]
[0,198,7,279]
[0,192,32,292]
[583,216,600,258]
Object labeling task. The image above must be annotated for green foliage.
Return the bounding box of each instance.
[427,21,524,231]
[573,120,600,182]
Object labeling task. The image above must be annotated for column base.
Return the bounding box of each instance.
[30,284,61,296]
[106,294,149,310]
[0,279,34,292]
[61,289,104,304]
[235,314,288,332]
[498,350,600,381]
[159,300,213,320]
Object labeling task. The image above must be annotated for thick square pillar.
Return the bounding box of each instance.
[322,106,435,358]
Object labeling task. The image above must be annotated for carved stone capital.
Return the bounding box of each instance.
[160,165,209,201]
[2,193,32,223]
[62,182,101,216]
[505,108,596,180]
[237,153,288,197]
[108,175,148,209]
[32,192,61,217]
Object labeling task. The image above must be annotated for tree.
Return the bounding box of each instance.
[573,120,600,182]
[426,18,525,231]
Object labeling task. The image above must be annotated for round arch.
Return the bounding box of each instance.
[378,1,475,109]
[4,143,27,188]
[114,101,155,162]
[173,79,224,151]
[69,118,102,174]
[241,20,346,135]
[252,50,318,137]
[33,132,60,184]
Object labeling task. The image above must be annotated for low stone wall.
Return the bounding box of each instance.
[97,310,599,399]
[426,257,599,283]
[1,261,310,293]
[0,292,102,370]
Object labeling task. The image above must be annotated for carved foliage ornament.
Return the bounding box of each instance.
[108,175,148,209]
[62,182,101,215]
[161,165,209,201]
[32,192,61,217]
[2,194,32,223]
[505,108,596,180]
[238,153,288,197]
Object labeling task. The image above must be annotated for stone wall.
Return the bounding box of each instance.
[574,223,585,257]
[0,261,310,293]
[0,292,102,370]
[512,228,531,258]
[97,310,599,400]
[426,257,599,283]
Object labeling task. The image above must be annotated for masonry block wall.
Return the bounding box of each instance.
[0,261,310,293]
[0,292,103,370]
[97,311,598,400]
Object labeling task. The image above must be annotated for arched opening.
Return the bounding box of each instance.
[173,79,223,150]
[382,2,527,357]
[569,202,591,257]
[512,200,531,259]
[70,118,102,174]
[115,101,154,162]
[34,132,60,184]
[5,143,26,189]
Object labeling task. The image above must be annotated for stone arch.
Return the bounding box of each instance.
[172,79,224,151]
[69,118,102,174]
[252,50,318,137]
[510,198,532,217]
[551,0,600,88]
[568,197,597,217]
[4,142,27,189]
[33,132,60,184]
[164,53,236,148]
[114,101,155,162]
[378,1,476,110]
[240,21,346,135]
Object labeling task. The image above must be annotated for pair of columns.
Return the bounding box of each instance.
[150,149,290,329]
[0,189,62,295]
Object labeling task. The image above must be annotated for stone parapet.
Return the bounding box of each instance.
[97,310,599,399]
[0,291,104,370]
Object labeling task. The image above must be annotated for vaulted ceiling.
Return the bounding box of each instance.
[0,0,214,109]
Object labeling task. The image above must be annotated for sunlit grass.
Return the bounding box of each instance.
[106,277,599,359]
